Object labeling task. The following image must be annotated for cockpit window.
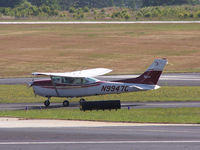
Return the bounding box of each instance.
[62,77,75,84]
[51,76,99,85]
[52,76,62,83]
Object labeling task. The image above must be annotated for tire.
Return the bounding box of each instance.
[63,100,69,107]
[44,100,50,107]
[79,98,86,103]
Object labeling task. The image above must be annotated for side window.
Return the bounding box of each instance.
[62,77,74,84]
[52,76,62,83]
[72,78,83,85]
[52,76,74,84]
[52,77,98,85]
[61,77,84,85]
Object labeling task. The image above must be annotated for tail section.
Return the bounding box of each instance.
[115,58,168,85]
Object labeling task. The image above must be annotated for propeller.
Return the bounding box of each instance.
[27,81,33,88]
[26,78,37,97]
[27,78,34,88]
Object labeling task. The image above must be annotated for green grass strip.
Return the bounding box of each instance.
[0,107,200,124]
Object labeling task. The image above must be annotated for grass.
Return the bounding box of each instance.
[0,24,200,77]
[0,85,200,103]
[0,107,200,124]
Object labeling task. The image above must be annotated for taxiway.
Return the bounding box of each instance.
[0,124,199,150]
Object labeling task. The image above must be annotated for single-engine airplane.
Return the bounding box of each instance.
[30,58,167,107]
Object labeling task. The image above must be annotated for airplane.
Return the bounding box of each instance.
[29,58,168,107]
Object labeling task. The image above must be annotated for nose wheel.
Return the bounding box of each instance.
[63,100,69,107]
[44,99,50,107]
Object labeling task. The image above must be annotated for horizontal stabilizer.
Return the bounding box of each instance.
[129,85,144,90]
[130,85,160,90]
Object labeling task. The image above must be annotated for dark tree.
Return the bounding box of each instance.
[0,0,24,8]
[142,0,199,7]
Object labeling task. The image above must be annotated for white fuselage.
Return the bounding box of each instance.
[32,80,159,98]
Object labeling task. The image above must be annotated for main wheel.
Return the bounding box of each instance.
[63,100,69,107]
[44,100,50,107]
[79,98,86,103]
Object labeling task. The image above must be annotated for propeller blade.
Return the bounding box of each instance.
[27,81,33,88]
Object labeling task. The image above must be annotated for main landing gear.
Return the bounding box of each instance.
[44,98,85,107]
[79,98,86,103]
[44,97,70,107]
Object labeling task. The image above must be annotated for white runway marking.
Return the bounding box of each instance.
[0,141,200,145]
[0,21,200,24]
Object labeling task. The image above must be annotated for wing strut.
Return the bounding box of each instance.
[50,76,60,97]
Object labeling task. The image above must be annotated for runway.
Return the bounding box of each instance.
[1,101,200,110]
[0,125,200,150]
[1,73,200,86]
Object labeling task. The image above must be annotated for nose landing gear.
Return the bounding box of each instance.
[63,100,69,107]
[44,97,51,107]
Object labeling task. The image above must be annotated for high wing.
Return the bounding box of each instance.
[32,68,112,77]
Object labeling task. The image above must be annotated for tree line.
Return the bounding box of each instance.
[136,5,200,19]
[1,0,199,10]
[0,0,200,19]
[0,0,59,17]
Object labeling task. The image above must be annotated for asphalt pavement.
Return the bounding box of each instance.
[0,125,200,150]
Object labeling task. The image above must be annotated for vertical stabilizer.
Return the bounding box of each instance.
[115,58,168,85]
